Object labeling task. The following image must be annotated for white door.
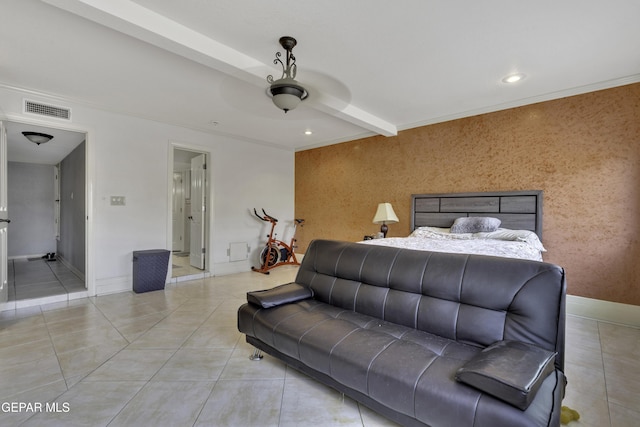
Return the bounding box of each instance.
[189,154,206,269]
[172,172,184,252]
[0,121,9,303]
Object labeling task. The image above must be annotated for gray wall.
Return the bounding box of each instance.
[7,162,56,257]
[57,141,85,275]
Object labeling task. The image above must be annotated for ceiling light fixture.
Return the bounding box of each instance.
[22,131,54,145]
[267,36,309,113]
[502,73,526,84]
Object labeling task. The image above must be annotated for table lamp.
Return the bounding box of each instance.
[372,203,399,238]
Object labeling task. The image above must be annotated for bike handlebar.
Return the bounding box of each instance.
[253,208,266,221]
[253,208,304,226]
[253,208,278,223]
[262,209,278,223]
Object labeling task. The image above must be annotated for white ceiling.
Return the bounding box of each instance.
[2,0,639,157]
[5,122,85,165]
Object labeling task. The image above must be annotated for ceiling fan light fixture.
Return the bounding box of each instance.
[267,36,309,113]
[269,78,308,112]
[22,131,54,145]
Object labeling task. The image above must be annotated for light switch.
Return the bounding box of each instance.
[110,196,126,206]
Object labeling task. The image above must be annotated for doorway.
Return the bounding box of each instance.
[0,120,87,309]
[170,147,209,279]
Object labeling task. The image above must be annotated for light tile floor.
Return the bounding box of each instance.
[7,258,86,301]
[171,253,205,279]
[0,265,638,426]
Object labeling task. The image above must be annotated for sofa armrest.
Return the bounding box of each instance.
[455,340,557,410]
[247,282,313,308]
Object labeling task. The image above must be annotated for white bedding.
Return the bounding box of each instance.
[359,227,545,261]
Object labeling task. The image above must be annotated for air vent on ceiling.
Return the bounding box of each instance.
[23,99,71,120]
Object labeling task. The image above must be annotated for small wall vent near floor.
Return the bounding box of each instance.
[23,99,72,120]
[228,242,249,262]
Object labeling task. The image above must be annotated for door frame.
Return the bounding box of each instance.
[188,153,206,270]
[0,114,95,299]
[1,122,8,304]
[167,141,212,281]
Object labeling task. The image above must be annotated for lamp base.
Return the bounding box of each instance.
[380,223,388,238]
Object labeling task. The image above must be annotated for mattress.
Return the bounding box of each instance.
[359,227,545,262]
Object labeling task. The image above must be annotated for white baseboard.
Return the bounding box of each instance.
[168,271,213,284]
[96,276,131,295]
[56,255,86,281]
[566,295,640,328]
[212,260,252,276]
[0,300,16,312]
[213,253,305,276]
[8,254,49,261]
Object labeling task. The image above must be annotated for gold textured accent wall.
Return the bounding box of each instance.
[295,83,640,305]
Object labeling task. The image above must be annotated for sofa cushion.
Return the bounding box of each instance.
[247,282,313,308]
[455,340,557,410]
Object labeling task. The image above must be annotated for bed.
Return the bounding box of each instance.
[360,190,546,261]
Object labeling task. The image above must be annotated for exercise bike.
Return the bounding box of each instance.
[252,208,304,274]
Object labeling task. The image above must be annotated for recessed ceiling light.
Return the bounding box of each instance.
[502,73,526,84]
[304,130,313,135]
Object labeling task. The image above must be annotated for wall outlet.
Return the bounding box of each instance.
[110,196,126,206]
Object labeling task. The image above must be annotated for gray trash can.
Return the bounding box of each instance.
[132,249,170,293]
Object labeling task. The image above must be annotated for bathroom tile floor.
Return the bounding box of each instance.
[7,258,86,302]
[0,266,638,426]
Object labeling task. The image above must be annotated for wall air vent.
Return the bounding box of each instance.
[23,99,71,120]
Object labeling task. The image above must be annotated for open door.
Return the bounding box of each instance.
[0,121,8,304]
[189,154,206,270]
[172,172,184,252]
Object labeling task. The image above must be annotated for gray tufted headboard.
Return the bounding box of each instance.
[411,190,543,240]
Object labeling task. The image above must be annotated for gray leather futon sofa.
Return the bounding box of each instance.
[238,239,567,426]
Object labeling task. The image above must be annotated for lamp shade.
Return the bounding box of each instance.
[269,78,308,112]
[22,131,53,145]
[372,203,399,224]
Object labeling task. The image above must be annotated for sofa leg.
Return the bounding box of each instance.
[249,348,264,361]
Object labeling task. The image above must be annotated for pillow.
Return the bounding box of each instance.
[450,217,501,234]
[247,282,313,308]
[455,340,557,410]
[481,228,546,252]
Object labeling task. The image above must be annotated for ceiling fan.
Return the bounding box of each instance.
[266,36,309,113]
